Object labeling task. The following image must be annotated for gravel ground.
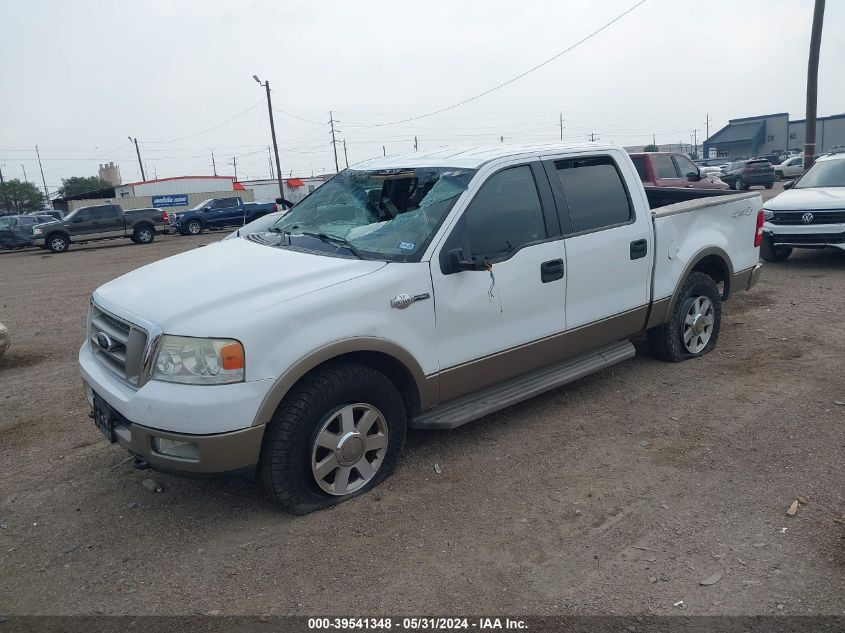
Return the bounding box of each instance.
[1,198,843,616]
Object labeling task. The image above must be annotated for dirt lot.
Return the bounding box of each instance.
[1,203,843,616]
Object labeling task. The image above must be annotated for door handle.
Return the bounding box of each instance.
[540,259,564,283]
[630,239,648,260]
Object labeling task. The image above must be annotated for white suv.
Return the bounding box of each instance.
[762,152,845,261]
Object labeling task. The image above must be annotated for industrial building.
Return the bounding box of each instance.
[703,112,845,160]
[240,176,330,205]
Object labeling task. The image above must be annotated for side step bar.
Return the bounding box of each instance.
[410,340,635,431]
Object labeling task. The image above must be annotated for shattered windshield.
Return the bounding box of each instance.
[270,167,475,261]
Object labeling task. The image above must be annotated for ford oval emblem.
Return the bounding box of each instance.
[96,332,114,351]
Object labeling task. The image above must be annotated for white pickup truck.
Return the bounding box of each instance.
[79,143,764,514]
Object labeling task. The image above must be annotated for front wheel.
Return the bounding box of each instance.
[648,271,722,362]
[765,182,774,189]
[760,235,792,262]
[186,219,203,235]
[260,362,407,514]
[775,171,783,181]
[47,234,70,253]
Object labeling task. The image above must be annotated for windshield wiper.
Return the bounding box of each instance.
[301,231,363,259]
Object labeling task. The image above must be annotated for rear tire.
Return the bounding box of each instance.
[133,225,155,244]
[760,235,792,262]
[186,219,203,235]
[648,271,722,363]
[259,362,407,515]
[47,234,69,253]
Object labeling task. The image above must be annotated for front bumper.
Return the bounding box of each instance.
[763,222,845,249]
[32,237,45,246]
[79,341,272,475]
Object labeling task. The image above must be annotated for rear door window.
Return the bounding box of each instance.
[555,156,633,233]
[464,165,547,259]
[652,155,678,179]
[94,206,119,220]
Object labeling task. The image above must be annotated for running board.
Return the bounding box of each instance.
[410,340,635,430]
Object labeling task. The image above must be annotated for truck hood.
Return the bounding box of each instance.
[93,238,387,333]
[764,187,845,211]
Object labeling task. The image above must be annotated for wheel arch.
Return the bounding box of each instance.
[651,247,733,328]
[252,339,435,427]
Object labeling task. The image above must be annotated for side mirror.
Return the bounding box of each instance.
[447,248,478,274]
[686,170,701,181]
[783,180,795,190]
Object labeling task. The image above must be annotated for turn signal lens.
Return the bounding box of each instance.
[220,342,245,371]
[754,209,764,248]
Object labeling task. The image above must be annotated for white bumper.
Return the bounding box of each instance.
[79,340,275,434]
[764,221,845,250]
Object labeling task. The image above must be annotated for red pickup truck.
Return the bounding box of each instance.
[629,152,729,190]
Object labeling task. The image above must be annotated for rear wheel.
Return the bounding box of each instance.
[648,271,722,362]
[133,225,155,244]
[186,219,203,235]
[760,234,792,262]
[47,234,69,253]
[260,362,407,514]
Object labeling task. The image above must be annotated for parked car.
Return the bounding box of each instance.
[0,214,57,249]
[31,204,169,253]
[28,209,65,221]
[761,151,845,261]
[720,159,775,190]
[629,152,729,189]
[0,321,9,360]
[80,143,764,513]
[774,156,804,181]
[169,197,279,235]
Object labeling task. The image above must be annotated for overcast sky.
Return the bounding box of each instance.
[1,0,842,193]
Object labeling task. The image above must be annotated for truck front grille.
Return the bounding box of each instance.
[769,210,845,225]
[88,303,148,386]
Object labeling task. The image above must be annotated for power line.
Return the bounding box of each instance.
[144,102,262,143]
[273,107,326,126]
[343,0,648,128]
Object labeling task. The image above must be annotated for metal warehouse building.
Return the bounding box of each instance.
[703,112,845,160]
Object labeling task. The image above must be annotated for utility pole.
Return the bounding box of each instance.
[500,135,504,143]
[268,146,275,179]
[559,112,564,141]
[329,110,340,173]
[414,136,418,151]
[35,146,49,203]
[253,76,284,200]
[20,164,27,182]
[383,146,386,157]
[705,114,710,143]
[693,129,698,157]
[152,165,157,179]
[0,166,10,211]
[342,139,349,168]
[229,157,238,180]
[211,151,217,176]
[589,132,599,142]
[128,137,146,181]
[804,0,826,171]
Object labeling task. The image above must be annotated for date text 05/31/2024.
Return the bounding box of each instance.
[307,618,528,630]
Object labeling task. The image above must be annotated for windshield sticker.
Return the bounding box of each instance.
[398,241,416,251]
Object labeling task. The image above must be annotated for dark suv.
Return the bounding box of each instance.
[720,159,775,191]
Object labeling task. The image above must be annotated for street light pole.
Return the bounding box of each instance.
[128,136,146,181]
[804,0,826,171]
[254,75,284,202]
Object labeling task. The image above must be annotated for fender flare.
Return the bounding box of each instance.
[252,337,436,427]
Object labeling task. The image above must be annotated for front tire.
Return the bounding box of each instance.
[47,234,69,253]
[760,235,792,262]
[186,219,203,235]
[260,362,407,515]
[133,225,155,244]
[775,171,783,181]
[648,271,722,362]
[765,182,774,189]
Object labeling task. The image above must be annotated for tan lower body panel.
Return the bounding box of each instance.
[731,265,759,293]
[435,306,648,403]
[114,422,265,475]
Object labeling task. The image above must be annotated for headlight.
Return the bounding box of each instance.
[33,227,43,235]
[151,335,244,385]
